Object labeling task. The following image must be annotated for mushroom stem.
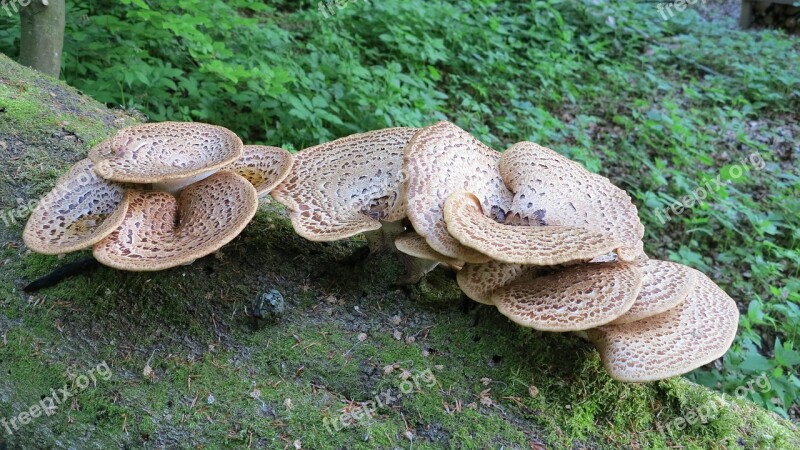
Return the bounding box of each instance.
[397,253,439,285]
[152,169,220,195]
[362,220,441,285]
[363,220,406,253]
[572,331,589,341]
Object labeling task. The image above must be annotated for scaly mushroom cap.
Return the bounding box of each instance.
[457,260,541,305]
[588,270,739,382]
[443,192,626,265]
[494,263,643,331]
[404,121,510,263]
[93,171,258,271]
[498,142,644,261]
[224,145,294,197]
[394,232,464,270]
[271,128,417,241]
[89,122,243,185]
[23,159,130,255]
[609,259,697,325]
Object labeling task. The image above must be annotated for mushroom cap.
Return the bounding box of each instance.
[271,127,417,242]
[404,121,510,264]
[89,122,243,184]
[394,232,464,270]
[443,192,626,265]
[608,259,697,325]
[457,260,541,305]
[93,171,258,271]
[588,270,739,382]
[494,263,643,331]
[224,145,294,197]
[498,142,644,262]
[23,158,130,255]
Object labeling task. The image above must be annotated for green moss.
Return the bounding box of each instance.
[0,53,135,142]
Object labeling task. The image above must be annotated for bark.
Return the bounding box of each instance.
[19,0,66,78]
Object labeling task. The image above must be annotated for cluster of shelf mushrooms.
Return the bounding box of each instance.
[24,120,739,383]
[23,122,292,270]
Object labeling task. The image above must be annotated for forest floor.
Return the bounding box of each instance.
[1,53,799,450]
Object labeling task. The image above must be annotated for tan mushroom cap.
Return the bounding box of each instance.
[444,192,625,266]
[457,260,541,305]
[93,171,258,271]
[271,127,417,242]
[89,122,243,186]
[394,232,464,270]
[609,259,697,325]
[23,159,130,255]
[404,121,510,264]
[588,270,739,382]
[499,142,644,262]
[223,145,294,197]
[494,263,643,331]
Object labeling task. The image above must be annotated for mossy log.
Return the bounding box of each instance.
[0,53,798,449]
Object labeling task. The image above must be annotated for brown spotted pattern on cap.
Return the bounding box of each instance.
[93,171,258,271]
[271,128,417,242]
[457,260,542,305]
[499,142,645,261]
[90,122,243,183]
[494,263,643,331]
[23,158,130,255]
[87,138,114,160]
[404,121,510,263]
[444,192,625,265]
[224,145,294,197]
[394,232,464,269]
[609,259,697,325]
[588,270,739,382]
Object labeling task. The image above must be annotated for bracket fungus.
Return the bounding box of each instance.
[23,158,130,255]
[404,121,508,264]
[93,171,258,271]
[20,119,741,384]
[24,122,292,282]
[497,142,645,262]
[608,259,697,326]
[393,232,465,283]
[443,192,626,266]
[88,122,243,194]
[272,127,417,243]
[394,232,464,270]
[493,263,644,331]
[405,121,644,266]
[223,145,294,197]
[588,270,739,382]
[456,260,541,305]
[271,128,445,283]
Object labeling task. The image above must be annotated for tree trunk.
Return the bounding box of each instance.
[19,0,66,78]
